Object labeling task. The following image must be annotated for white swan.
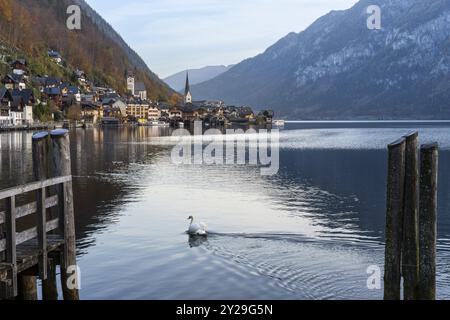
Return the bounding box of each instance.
[187,216,208,236]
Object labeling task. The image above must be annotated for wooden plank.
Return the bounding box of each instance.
[36,187,47,280]
[417,143,438,300]
[0,219,59,252]
[0,195,58,225]
[384,138,405,300]
[402,132,419,300]
[0,175,71,201]
[15,236,64,274]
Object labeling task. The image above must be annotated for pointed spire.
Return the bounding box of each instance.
[185,71,190,96]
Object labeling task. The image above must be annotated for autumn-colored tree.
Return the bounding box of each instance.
[0,0,179,101]
[0,0,12,22]
[66,104,81,121]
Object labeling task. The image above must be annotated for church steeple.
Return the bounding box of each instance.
[184,71,192,104]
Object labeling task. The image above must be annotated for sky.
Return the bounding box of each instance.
[86,0,359,78]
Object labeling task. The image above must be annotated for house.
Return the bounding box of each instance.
[10,89,35,125]
[238,106,254,120]
[102,98,127,120]
[224,106,239,118]
[0,88,13,127]
[181,104,195,121]
[134,82,147,100]
[75,70,86,83]
[258,110,274,124]
[44,77,61,88]
[68,86,81,102]
[168,106,183,119]
[10,59,28,76]
[60,84,81,107]
[48,50,62,64]
[81,102,103,123]
[1,74,26,90]
[43,87,62,107]
[148,104,161,121]
[126,99,150,121]
[81,94,97,103]
[60,83,70,95]
[157,102,171,118]
[194,107,208,119]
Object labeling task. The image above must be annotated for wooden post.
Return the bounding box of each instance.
[402,132,419,300]
[17,274,38,300]
[417,143,438,300]
[42,258,58,300]
[32,132,49,281]
[50,129,79,300]
[0,222,4,262]
[384,138,405,300]
[5,196,17,298]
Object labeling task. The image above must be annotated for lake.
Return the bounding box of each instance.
[1,121,450,300]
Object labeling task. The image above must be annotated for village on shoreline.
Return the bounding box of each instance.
[0,50,276,132]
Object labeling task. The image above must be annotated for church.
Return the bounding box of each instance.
[184,71,192,104]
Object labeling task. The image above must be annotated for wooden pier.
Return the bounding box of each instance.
[0,129,79,300]
[384,132,438,300]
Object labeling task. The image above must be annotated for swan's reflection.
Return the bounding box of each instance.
[188,235,208,248]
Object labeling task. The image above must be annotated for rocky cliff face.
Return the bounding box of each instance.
[192,0,450,119]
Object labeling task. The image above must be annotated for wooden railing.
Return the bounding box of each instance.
[0,175,72,297]
[0,129,78,300]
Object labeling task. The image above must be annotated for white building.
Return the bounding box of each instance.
[134,82,147,100]
[11,89,35,125]
[127,75,135,95]
[148,105,161,120]
[0,88,12,127]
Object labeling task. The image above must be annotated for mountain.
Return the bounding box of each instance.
[164,65,234,92]
[0,0,178,102]
[191,0,450,119]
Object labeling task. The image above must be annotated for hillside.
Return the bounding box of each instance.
[191,0,450,119]
[164,65,234,92]
[0,0,179,103]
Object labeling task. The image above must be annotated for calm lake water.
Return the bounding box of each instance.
[1,121,450,300]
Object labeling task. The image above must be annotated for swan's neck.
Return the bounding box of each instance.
[189,218,194,225]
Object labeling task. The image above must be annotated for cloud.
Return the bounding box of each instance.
[86,0,358,77]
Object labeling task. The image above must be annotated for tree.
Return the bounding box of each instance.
[33,103,53,122]
[66,104,81,121]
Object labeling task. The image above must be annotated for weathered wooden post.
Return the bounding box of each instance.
[42,258,58,300]
[5,196,17,298]
[384,138,406,300]
[50,129,79,300]
[32,131,62,300]
[17,273,38,300]
[402,132,419,300]
[16,132,50,301]
[417,143,438,300]
[32,132,49,280]
[0,221,4,262]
